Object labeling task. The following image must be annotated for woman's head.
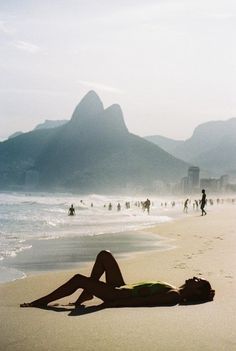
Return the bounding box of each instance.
[180,277,215,303]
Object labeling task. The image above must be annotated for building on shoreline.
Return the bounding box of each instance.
[179,167,232,194]
[200,175,229,193]
[188,166,200,188]
[180,166,200,193]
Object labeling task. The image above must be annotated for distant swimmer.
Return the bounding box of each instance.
[200,189,207,216]
[68,204,75,216]
[117,203,121,211]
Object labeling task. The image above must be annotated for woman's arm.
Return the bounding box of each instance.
[104,290,180,308]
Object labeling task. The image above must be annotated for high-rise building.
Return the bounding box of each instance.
[200,178,218,192]
[180,176,189,193]
[219,175,229,190]
[188,166,200,188]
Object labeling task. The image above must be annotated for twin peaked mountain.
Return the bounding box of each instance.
[0,91,188,192]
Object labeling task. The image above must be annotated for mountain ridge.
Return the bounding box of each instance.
[145,118,236,177]
[0,91,188,193]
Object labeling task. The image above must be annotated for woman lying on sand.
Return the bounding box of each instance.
[20,250,215,308]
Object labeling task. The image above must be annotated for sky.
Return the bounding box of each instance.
[0,0,235,140]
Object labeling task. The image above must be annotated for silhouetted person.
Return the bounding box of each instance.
[200,189,207,216]
[108,203,112,211]
[144,198,151,214]
[117,203,121,211]
[20,250,215,309]
[68,204,75,216]
[184,199,189,213]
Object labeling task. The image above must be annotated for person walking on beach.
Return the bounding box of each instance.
[68,204,75,216]
[20,250,215,309]
[200,189,207,216]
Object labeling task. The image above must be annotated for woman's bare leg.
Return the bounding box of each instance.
[20,251,127,307]
[74,250,125,305]
[20,272,130,307]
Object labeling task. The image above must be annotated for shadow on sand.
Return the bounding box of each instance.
[34,303,105,316]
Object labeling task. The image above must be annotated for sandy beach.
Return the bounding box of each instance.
[0,204,235,351]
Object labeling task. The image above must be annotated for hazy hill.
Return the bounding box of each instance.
[0,128,58,187]
[145,135,183,154]
[8,131,24,139]
[0,91,188,192]
[34,119,68,130]
[7,120,68,141]
[190,133,236,175]
[145,118,236,176]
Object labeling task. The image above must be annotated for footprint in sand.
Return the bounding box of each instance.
[184,254,193,260]
[174,262,187,269]
[204,240,213,245]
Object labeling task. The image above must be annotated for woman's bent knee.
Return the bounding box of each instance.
[73,273,83,282]
[97,250,112,260]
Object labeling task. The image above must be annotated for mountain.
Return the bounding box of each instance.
[145,135,183,155]
[7,120,68,140]
[145,118,236,176]
[0,91,189,193]
[190,133,236,175]
[34,119,68,130]
[8,131,24,139]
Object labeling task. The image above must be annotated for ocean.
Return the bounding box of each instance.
[0,192,182,283]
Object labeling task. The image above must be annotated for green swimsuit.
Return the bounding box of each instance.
[121,281,173,297]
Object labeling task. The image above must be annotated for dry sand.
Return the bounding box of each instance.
[0,204,236,351]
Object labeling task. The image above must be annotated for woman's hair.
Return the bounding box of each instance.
[186,280,215,304]
[181,280,215,305]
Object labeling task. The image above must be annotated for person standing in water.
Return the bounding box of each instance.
[68,204,75,216]
[183,199,189,213]
[200,189,207,216]
[144,198,151,214]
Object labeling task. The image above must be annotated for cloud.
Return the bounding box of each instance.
[78,80,124,94]
[13,40,41,53]
[0,20,14,34]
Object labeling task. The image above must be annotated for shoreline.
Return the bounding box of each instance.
[0,190,187,284]
[0,204,235,350]
[0,224,175,284]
